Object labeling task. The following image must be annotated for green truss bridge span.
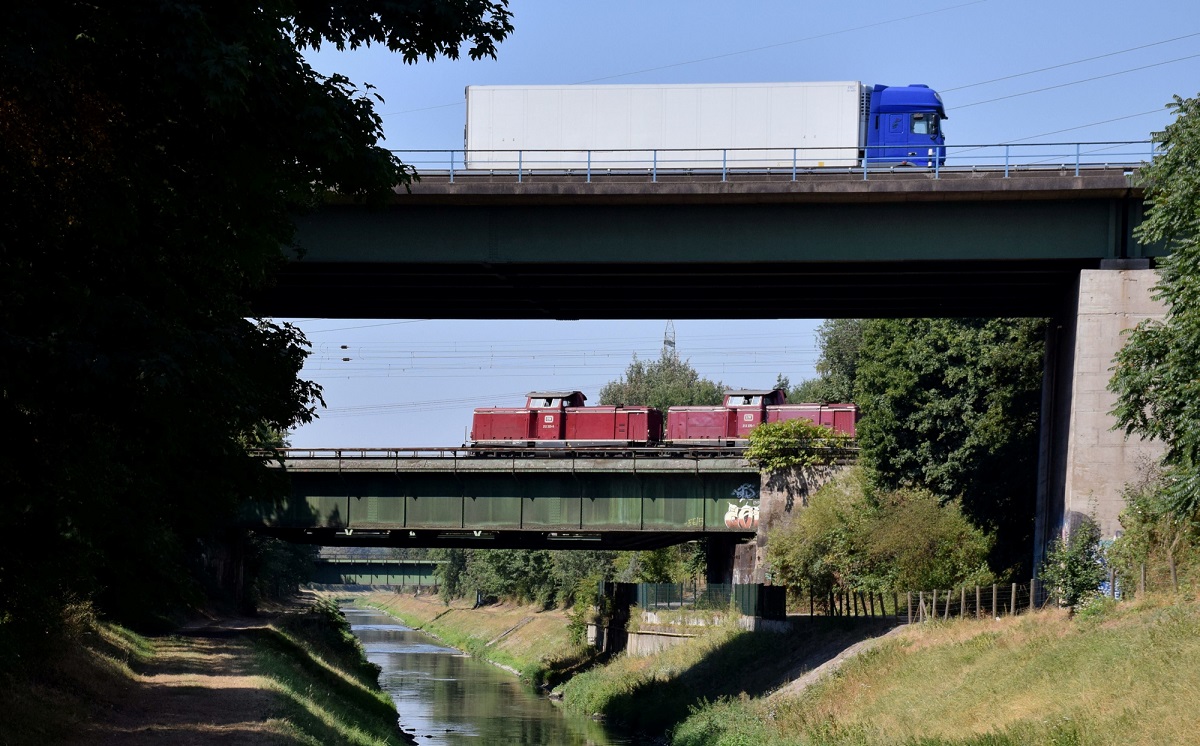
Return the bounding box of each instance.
[250,448,818,551]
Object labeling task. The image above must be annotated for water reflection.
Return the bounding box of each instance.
[343,606,628,745]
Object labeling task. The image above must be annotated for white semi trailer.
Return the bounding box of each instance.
[463,81,947,171]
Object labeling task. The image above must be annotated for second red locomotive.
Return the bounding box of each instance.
[469,389,856,449]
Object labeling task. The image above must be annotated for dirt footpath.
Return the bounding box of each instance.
[65,615,301,745]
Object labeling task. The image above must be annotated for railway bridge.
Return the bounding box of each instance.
[252,447,787,581]
[254,152,1167,569]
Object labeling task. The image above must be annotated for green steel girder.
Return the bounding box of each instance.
[258,526,745,551]
[292,199,1141,264]
[259,190,1152,319]
[251,468,763,536]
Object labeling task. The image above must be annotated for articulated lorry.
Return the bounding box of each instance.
[463,81,947,171]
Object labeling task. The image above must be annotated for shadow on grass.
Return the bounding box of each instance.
[599,617,900,736]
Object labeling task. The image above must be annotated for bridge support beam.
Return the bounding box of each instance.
[1036,266,1165,570]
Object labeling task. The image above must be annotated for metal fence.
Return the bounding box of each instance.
[633,582,786,619]
[391,141,1151,184]
[796,581,1053,622]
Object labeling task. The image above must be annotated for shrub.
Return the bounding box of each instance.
[1039,517,1106,609]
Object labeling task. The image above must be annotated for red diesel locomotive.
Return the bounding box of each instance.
[469,389,856,449]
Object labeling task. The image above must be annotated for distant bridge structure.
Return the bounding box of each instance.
[310,553,441,588]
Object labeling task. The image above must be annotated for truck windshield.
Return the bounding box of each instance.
[911,113,940,136]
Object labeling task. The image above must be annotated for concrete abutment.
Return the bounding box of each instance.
[1035,267,1166,569]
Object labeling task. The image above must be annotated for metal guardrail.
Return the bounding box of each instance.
[391,141,1151,183]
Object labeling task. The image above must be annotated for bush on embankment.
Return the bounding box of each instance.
[671,593,1200,746]
[362,590,597,688]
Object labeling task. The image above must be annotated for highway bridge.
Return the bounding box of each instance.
[257,150,1154,320]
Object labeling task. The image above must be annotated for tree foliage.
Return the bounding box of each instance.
[854,318,1046,575]
[1110,94,1200,519]
[599,347,723,411]
[0,1,512,632]
[434,549,616,608]
[783,319,863,403]
[767,468,994,597]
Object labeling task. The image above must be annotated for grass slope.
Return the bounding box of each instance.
[258,598,412,745]
[672,594,1200,746]
[558,615,899,735]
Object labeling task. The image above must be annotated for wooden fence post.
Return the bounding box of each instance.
[918,591,924,622]
[961,587,967,618]
[943,591,950,619]
[992,584,998,617]
[906,592,912,623]
[975,585,981,618]
[1140,563,1146,596]
[1011,583,1018,616]
[1031,577,1037,610]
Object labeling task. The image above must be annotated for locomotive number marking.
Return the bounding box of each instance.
[744,414,753,421]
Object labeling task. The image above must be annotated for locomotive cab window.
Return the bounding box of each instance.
[735,395,761,406]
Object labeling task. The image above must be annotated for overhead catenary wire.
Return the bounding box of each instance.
[940,31,1200,93]
[956,53,1200,110]
[381,0,990,116]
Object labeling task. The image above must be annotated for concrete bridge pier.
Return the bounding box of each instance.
[704,534,740,585]
[1035,266,1166,569]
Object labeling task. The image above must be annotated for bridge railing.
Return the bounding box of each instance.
[315,552,445,565]
[266,445,853,461]
[391,141,1151,183]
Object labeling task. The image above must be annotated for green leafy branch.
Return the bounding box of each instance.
[744,419,851,473]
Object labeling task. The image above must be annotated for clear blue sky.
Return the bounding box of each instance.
[280,0,1200,448]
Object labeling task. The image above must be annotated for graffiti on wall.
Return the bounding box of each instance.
[724,483,760,530]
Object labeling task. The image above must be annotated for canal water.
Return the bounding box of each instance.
[343,606,631,745]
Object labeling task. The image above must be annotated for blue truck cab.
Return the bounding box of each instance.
[864,84,947,167]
